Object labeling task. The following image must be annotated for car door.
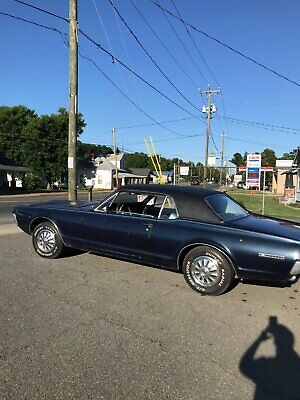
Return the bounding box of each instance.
[80,191,166,262]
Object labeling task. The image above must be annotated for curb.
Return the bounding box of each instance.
[0,190,112,200]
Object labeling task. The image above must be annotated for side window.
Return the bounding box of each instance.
[159,196,179,220]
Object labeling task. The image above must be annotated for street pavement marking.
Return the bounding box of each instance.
[0,224,22,236]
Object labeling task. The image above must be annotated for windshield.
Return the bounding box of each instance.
[205,194,248,221]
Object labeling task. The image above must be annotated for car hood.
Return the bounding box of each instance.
[228,214,300,241]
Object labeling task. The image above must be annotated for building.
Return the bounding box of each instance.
[272,147,300,202]
[79,153,126,189]
[0,149,29,188]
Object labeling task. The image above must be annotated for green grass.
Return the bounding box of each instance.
[228,190,300,221]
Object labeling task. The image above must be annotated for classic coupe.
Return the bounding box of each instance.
[13,185,300,295]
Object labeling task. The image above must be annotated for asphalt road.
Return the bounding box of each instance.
[0,191,110,225]
[0,229,299,399]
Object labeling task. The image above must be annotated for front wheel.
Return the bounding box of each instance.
[32,222,65,259]
[182,246,234,296]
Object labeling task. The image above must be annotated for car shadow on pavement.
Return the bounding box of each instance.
[240,316,300,400]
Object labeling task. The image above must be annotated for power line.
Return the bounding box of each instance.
[78,29,205,121]
[106,0,201,113]
[157,0,208,85]
[12,0,68,22]
[169,0,218,86]
[215,115,300,134]
[0,10,205,127]
[129,0,198,88]
[149,0,300,88]
[78,50,188,138]
[0,10,67,34]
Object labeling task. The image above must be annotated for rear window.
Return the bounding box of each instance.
[205,194,248,221]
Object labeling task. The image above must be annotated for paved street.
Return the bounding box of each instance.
[0,228,299,399]
[0,191,110,225]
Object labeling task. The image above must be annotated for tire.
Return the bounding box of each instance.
[182,246,234,296]
[32,221,65,259]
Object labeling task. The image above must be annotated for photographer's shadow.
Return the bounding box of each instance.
[240,317,300,400]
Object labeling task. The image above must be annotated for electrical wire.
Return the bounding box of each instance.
[157,0,208,85]
[169,0,218,86]
[0,10,67,34]
[12,0,68,22]
[149,0,300,88]
[106,0,201,113]
[78,29,205,121]
[10,0,300,89]
[91,0,130,96]
[0,10,205,126]
[129,0,198,88]
[215,115,300,134]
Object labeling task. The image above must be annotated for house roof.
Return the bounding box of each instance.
[128,168,152,177]
[0,150,30,172]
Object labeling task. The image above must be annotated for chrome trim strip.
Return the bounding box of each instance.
[258,252,285,260]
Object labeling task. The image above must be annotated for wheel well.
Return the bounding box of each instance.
[177,243,236,275]
[29,217,54,234]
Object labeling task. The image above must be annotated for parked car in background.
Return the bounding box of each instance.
[237,181,245,189]
[13,185,300,296]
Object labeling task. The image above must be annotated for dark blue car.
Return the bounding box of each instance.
[13,185,300,295]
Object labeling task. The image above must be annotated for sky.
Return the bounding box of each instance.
[1,0,300,164]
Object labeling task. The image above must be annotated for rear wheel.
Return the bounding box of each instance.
[182,246,234,296]
[32,221,65,259]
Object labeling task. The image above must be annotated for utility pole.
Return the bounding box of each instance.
[219,133,225,186]
[113,127,119,188]
[68,0,78,202]
[199,87,221,182]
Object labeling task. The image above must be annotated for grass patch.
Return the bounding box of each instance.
[228,190,300,221]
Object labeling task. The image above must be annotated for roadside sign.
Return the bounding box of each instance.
[208,153,216,167]
[246,154,261,188]
[180,166,189,176]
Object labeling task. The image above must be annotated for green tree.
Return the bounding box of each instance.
[126,152,149,168]
[22,108,86,187]
[0,105,37,164]
[280,149,297,160]
[261,148,276,166]
[230,152,244,167]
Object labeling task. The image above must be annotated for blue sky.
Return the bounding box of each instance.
[1,0,300,163]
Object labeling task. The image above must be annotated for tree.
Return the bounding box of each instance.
[77,142,113,160]
[280,149,297,160]
[22,108,86,186]
[261,148,276,166]
[230,152,244,167]
[126,152,149,168]
[0,105,37,164]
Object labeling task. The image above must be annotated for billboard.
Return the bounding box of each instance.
[246,154,261,188]
[207,153,216,167]
[180,166,189,176]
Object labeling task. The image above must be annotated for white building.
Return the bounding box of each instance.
[79,153,126,189]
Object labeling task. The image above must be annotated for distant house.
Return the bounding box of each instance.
[78,153,126,189]
[272,147,300,202]
[0,149,29,188]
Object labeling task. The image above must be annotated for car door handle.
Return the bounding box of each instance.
[143,223,153,232]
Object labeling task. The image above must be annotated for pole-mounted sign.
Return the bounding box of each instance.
[246,154,261,189]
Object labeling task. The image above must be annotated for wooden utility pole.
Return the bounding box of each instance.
[219,132,225,186]
[68,0,78,202]
[199,87,221,182]
[113,127,119,187]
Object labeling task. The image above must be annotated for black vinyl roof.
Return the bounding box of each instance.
[118,184,223,223]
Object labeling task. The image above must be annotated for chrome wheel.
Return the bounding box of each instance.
[36,228,56,253]
[190,256,220,287]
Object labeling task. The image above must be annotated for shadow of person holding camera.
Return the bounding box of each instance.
[240,316,300,400]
